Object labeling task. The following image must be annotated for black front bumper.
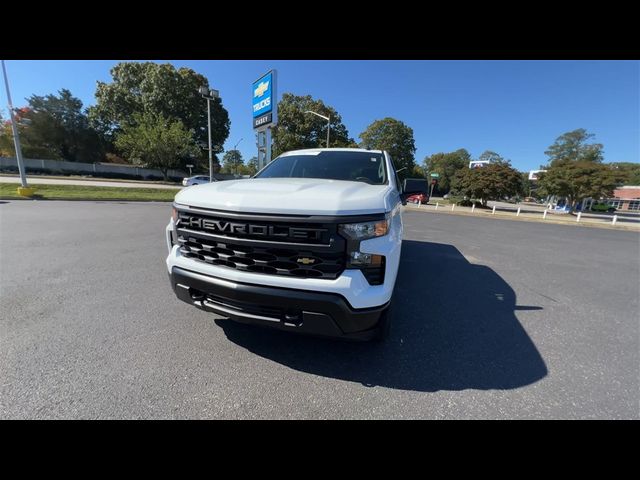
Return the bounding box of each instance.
[169,267,388,340]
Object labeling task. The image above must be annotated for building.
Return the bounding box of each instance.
[610,186,640,211]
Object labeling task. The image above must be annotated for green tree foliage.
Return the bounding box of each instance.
[89,62,230,156]
[537,162,624,210]
[538,129,623,210]
[452,163,522,206]
[411,165,427,178]
[246,156,259,176]
[478,150,510,165]
[544,128,604,165]
[359,117,416,179]
[0,109,13,156]
[220,149,244,174]
[272,93,354,156]
[0,106,58,159]
[24,89,104,162]
[114,112,199,180]
[519,171,536,198]
[423,149,471,193]
[0,91,104,162]
[608,162,640,185]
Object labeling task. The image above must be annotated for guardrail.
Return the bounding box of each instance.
[406,200,639,229]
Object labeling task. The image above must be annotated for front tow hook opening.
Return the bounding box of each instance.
[189,288,205,302]
[283,310,303,327]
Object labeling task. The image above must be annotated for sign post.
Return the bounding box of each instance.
[252,70,277,171]
[429,173,439,200]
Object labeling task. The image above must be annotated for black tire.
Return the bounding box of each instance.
[372,306,392,342]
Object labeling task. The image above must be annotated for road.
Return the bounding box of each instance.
[1,201,638,419]
[0,176,181,189]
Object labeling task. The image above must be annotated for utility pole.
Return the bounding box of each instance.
[199,86,219,182]
[233,138,243,175]
[1,60,29,191]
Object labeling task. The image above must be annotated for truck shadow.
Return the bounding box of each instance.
[216,240,548,392]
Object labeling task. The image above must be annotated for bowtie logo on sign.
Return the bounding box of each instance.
[254,81,269,98]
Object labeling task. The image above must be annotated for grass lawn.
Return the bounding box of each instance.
[0,183,180,202]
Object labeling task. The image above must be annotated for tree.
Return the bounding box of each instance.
[538,129,622,211]
[88,62,230,157]
[272,93,354,157]
[452,163,522,207]
[0,106,60,159]
[544,128,604,165]
[16,89,105,162]
[519,171,535,198]
[221,149,244,174]
[423,149,471,193]
[246,156,259,176]
[359,118,416,179]
[537,161,624,211]
[478,150,510,166]
[411,165,427,178]
[609,162,640,186]
[0,109,11,156]
[114,112,199,180]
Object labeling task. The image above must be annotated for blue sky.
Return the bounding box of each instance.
[2,60,638,171]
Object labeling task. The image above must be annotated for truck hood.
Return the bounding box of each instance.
[174,178,392,215]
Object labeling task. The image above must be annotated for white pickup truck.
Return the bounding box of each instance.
[165,148,425,340]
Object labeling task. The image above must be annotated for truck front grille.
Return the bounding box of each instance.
[175,208,346,280]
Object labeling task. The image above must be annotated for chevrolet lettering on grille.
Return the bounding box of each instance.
[181,215,327,241]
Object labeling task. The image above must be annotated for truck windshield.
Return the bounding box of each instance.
[255,150,387,185]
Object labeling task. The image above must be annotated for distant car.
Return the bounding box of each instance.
[523,197,537,203]
[182,175,213,187]
[590,202,616,213]
[406,193,429,205]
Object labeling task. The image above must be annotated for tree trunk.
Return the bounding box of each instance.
[161,168,169,181]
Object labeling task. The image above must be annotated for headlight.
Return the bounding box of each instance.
[338,218,389,241]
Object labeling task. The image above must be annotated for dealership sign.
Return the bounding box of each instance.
[528,169,547,181]
[469,160,490,169]
[252,70,277,129]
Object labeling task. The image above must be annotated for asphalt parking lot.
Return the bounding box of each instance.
[1,201,638,419]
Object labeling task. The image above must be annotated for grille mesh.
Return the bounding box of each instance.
[177,235,345,279]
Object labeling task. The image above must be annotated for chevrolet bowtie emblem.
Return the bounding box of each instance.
[254,81,269,98]
[296,257,316,265]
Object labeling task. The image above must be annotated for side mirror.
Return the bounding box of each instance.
[401,178,429,205]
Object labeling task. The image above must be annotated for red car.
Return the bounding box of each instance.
[406,193,429,205]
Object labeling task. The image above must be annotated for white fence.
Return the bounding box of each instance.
[407,200,639,229]
[0,157,187,179]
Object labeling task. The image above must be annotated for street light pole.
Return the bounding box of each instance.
[199,86,219,183]
[305,110,331,148]
[233,138,243,175]
[1,60,28,188]
[207,97,212,182]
